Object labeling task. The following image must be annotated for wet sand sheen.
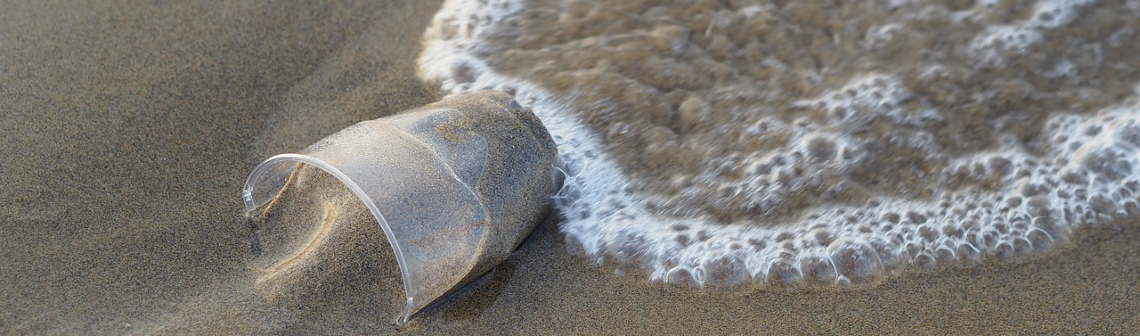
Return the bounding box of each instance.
[1,0,1138,334]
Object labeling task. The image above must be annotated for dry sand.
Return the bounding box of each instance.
[1,0,1137,335]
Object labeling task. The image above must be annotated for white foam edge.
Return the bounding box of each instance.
[418,0,1140,287]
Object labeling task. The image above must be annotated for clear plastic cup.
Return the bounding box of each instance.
[242,91,560,323]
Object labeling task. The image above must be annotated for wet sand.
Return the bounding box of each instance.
[1,0,1137,335]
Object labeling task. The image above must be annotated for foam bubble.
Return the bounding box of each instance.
[969,0,1099,67]
[419,0,1140,288]
[970,25,1044,67]
[1030,0,1098,28]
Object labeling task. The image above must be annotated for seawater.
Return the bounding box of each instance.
[418,0,1140,287]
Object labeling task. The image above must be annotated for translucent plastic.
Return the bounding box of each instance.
[242,91,559,323]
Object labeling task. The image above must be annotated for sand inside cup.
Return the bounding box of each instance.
[387,91,560,288]
[246,90,560,322]
[250,164,407,324]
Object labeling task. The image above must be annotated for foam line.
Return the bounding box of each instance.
[418,0,1140,287]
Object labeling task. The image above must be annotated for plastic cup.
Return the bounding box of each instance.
[242,91,560,323]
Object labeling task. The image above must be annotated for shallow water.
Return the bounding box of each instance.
[419,0,1140,287]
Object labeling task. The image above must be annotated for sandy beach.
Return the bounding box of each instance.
[2,0,1138,334]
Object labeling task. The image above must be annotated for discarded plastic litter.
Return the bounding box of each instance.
[242,91,561,323]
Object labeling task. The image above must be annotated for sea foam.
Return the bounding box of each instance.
[419,0,1140,287]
